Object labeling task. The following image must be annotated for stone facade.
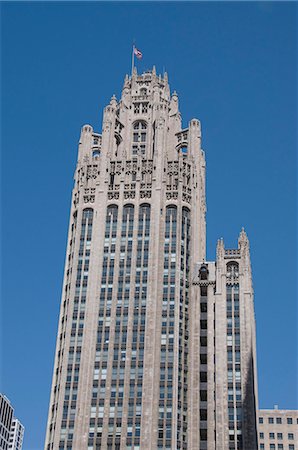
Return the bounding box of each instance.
[257,409,298,450]
[44,68,258,449]
[191,231,259,450]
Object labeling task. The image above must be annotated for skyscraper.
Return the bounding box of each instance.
[0,394,14,450]
[8,419,25,450]
[45,68,258,449]
[0,394,24,450]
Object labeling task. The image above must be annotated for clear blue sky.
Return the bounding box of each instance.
[1,2,297,449]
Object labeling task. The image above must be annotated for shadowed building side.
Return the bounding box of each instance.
[191,230,259,450]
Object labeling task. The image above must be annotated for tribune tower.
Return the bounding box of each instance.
[45,68,258,450]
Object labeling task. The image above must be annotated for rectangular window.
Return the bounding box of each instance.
[259,417,264,424]
[269,433,275,439]
[287,418,293,424]
[288,433,294,440]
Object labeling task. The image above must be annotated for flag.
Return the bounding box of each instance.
[133,46,143,60]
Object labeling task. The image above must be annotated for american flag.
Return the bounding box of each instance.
[133,46,143,59]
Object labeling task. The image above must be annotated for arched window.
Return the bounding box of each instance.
[138,204,151,236]
[92,149,100,159]
[132,121,147,157]
[140,87,147,96]
[226,261,239,281]
[82,208,94,220]
[121,204,134,239]
[105,205,118,238]
[199,264,208,281]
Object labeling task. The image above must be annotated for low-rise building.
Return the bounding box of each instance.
[258,408,298,450]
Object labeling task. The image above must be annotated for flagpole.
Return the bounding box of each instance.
[131,45,135,77]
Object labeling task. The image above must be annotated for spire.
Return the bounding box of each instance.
[216,237,225,260]
[170,90,179,116]
[110,94,117,107]
[238,227,251,276]
[238,227,249,248]
[123,74,129,88]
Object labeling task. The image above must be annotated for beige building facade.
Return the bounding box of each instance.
[44,68,258,449]
[258,409,298,450]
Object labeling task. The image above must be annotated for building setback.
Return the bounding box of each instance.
[257,409,298,450]
[44,68,258,449]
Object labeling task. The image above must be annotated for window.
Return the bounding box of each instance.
[200,372,207,383]
[200,409,207,421]
[287,418,293,424]
[269,433,275,439]
[270,445,276,450]
[132,121,147,156]
[289,446,295,450]
[226,261,239,280]
[269,417,274,424]
[260,445,264,450]
[180,146,188,156]
[259,417,264,424]
[92,149,100,159]
[276,417,282,424]
[200,429,207,441]
[277,433,283,439]
[288,433,294,440]
[278,446,283,450]
[200,390,207,402]
[260,432,264,439]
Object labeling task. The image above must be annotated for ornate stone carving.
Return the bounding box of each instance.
[124,191,135,199]
[73,193,79,207]
[182,193,191,203]
[108,192,119,200]
[140,191,151,199]
[226,262,239,282]
[84,164,99,180]
[83,195,95,203]
[166,192,178,200]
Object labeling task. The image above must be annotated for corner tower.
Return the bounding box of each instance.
[190,230,258,450]
[45,68,206,450]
